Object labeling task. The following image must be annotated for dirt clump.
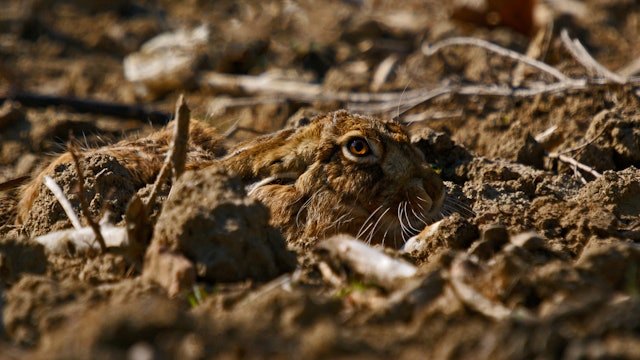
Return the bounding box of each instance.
[0,235,46,285]
[147,166,296,285]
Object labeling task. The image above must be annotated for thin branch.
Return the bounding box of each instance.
[68,139,107,252]
[199,71,430,104]
[1,91,171,124]
[421,36,570,82]
[512,23,553,87]
[560,29,627,84]
[547,152,602,180]
[558,126,608,156]
[200,50,639,118]
[317,234,418,290]
[146,152,172,209]
[35,222,129,255]
[448,255,535,321]
[349,80,591,115]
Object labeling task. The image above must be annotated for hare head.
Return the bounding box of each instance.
[220,110,445,248]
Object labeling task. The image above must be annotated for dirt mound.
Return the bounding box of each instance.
[20,153,137,237]
[1,0,640,358]
[148,166,296,284]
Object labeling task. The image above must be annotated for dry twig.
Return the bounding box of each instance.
[448,254,534,321]
[169,95,190,181]
[67,139,107,251]
[512,23,553,87]
[317,234,418,289]
[146,95,191,208]
[560,29,627,84]
[0,91,171,124]
[43,175,83,231]
[199,71,426,104]
[318,261,346,288]
[422,36,570,81]
[547,152,602,182]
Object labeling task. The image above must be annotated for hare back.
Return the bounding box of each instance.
[15,119,222,232]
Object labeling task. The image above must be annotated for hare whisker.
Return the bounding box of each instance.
[397,203,411,242]
[357,205,384,240]
[296,189,321,228]
[410,203,429,227]
[439,206,454,218]
[415,195,436,214]
[365,207,390,244]
[402,201,422,234]
[328,213,353,232]
[443,196,476,217]
[381,221,393,246]
[356,204,385,240]
[416,195,429,205]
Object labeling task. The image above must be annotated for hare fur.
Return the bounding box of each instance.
[17,110,445,248]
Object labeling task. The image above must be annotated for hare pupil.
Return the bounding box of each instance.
[348,138,370,156]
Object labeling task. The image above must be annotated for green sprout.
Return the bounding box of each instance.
[188,285,211,307]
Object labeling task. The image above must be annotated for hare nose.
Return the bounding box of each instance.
[407,177,431,199]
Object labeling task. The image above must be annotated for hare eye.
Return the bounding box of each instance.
[347,138,371,157]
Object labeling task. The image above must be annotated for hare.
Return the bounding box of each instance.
[17,110,445,248]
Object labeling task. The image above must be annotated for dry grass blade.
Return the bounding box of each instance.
[422,36,570,81]
[40,176,129,255]
[43,175,83,231]
[199,71,426,104]
[560,29,627,84]
[617,56,640,77]
[371,55,398,92]
[68,138,107,251]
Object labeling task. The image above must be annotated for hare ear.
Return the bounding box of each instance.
[219,124,321,182]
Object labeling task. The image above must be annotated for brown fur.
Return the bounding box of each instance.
[17,110,444,248]
[217,110,445,247]
[16,119,223,225]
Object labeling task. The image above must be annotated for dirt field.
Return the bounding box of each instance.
[1,0,640,358]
